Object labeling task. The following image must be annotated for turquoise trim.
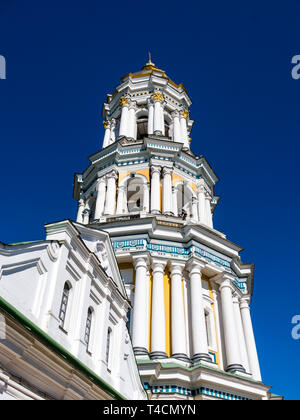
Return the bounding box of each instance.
[143,382,251,400]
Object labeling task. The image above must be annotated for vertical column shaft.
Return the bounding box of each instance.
[172,186,178,216]
[102,121,111,149]
[170,263,189,361]
[219,277,245,373]
[148,101,154,134]
[143,183,150,212]
[150,260,167,358]
[119,97,130,137]
[104,171,118,215]
[233,294,250,373]
[94,178,107,219]
[131,257,149,355]
[172,111,181,143]
[240,298,262,381]
[76,199,85,223]
[180,111,189,149]
[188,262,211,363]
[197,185,206,224]
[162,167,173,215]
[116,184,127,214]
[150,166,161,214]
[205,192,213,228]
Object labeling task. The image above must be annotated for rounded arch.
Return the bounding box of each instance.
[174,181,196,218]
[136,108,149,140]
[119,173,148,214]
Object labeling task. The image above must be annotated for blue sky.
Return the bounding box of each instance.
[1,0,299,399]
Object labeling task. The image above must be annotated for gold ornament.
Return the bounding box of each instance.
[119,96,129,106]
[103,120,110,129]
[182,109,189,119]
[152,91,164,102]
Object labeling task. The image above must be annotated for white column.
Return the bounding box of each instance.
[180,110,189,149]
[82,208,90,225]
[128,104,137,139]
[187,261,211,363]
[119,97,130,138]
[102,121,111,149]
[170,263,189,361]
[205,192,213,228]
[148,100,154,135]
[116,184,127,214]
[197,185,206,224]
[172,186,178,216]
[233,294,250,373]
[153,92,164,135]
[143,183,150,212]
[131,256,149,355]
[150,166,161,214]
[94,177,107,219]
[76,198,85,223]
[218,276,245,373]
[110,118,116,144]
[162,167,173,215]
[104,170,118,216]
[211,283,224,371]
[191,196,198,221]
[172,111,181,143]
[150,259,167,358]
[240,298,262,381]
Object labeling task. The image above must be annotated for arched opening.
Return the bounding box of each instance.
[59,282,72,328]
[84,307,93,349]
[127,176,145,212]
[136,116,148,140]
[176,183,193,218]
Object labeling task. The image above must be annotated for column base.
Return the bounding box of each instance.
[151,210,161,215]
[163,212,174,217]
[133,347,149,356]
[226,364,246,374]
[192,353,212,364]
[171,353,191,363]
[150,351,168,359]
[154,130,162,136]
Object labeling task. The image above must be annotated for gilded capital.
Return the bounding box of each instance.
[103,120,110,129]
[181,109,189,119]
[152,91,164,102]
[119,96,129,107]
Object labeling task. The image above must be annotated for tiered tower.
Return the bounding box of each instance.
[73,59,271,400]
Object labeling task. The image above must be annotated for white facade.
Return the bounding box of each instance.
[72,60,281,400]
[0,60,281,400]
[0,220,146,400]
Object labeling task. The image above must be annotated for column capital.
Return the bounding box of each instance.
[169,261,185,276]
[133,254,150,270]
[97,176,107,186]
[186,259,206,274]
[119,96,130,107]
[106,170,118,180]
[151,165,161,176]
[152,91,164,102]
[240,297,251,309]
[151,258,167,273]
[181,109,189,119]
[103,120,111,129]
[171,110,180,119]
[214,272,235,291]
[162,167,172,176]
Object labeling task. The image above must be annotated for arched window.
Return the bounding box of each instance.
[106,327,112,365]
[59,282,71,327]
[127,176,144,213]
[176,183,193,218]
[84,307,93,348]
[136,116,148,140]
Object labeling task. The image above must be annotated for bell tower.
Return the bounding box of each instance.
[73,60,273,400]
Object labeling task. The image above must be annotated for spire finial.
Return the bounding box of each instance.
[146,51,155,67]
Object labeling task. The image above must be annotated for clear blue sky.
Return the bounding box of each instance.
[0,0,299,400]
